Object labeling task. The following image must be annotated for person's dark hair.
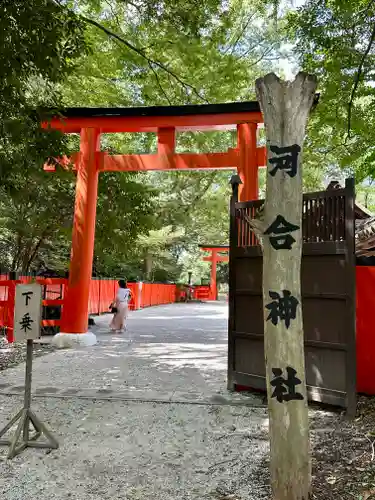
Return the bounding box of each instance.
[118,279,126,288]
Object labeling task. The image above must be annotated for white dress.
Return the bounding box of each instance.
[110,288,131,331]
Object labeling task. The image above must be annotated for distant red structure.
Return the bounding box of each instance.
[199,245,229,300]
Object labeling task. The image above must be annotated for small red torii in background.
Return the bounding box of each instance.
[42,102,265,344]
[199,245,229,301]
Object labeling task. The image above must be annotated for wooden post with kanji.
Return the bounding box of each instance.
[0,283,59,459]
[253,73,318,500]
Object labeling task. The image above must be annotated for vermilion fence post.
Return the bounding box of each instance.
[127,282,136,310]
[6,281,17,343]
[128,282,142,310]
[136,282,142,310]
[97,279,101,315]
[137,282,142,309]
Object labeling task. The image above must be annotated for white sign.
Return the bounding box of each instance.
[13,284,42,342]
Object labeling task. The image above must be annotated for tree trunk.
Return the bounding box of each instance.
[21,239,34,274]
[144,252,153,280]
[11,233,23,271]
[23,231,49,274]
[255,72,318,500]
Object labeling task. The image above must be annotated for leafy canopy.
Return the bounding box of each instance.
[0,0,328,280]
[284,0,375,181]
[0,0,87,182]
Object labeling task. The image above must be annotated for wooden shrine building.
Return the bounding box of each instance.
[228,177,375,416]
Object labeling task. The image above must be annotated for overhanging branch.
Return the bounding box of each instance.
[148,62,172,105]
[81,16,209,103]
[223,12,256,55]
[347,20,375,139]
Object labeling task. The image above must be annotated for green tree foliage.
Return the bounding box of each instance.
[0,0,328,280]
[0,166,157,274]
[62,0,278,106]
[53,0,284,281]
[284,0,375,181]
[0,169,74,274]
[145,168,232,282]
[0,0,89,272]
[93,172,158,278]
[0,0,87,183]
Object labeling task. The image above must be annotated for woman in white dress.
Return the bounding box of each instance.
[110,280,131,332]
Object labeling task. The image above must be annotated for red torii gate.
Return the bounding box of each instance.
[199,245,229,301]
[42,102,265,346]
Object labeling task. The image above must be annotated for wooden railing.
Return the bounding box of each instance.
[235,187,348,248]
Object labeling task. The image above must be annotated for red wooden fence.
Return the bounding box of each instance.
[356,267,375,394]
[0,277,66,342]
[139,283,177,308]
[0,278,178,343]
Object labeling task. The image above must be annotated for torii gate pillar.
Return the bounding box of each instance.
[210,249,218,301]
[237,122,258,201]
[53,128,100,347]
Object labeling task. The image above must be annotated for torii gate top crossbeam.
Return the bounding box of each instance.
[43,102,267,175]
[199,245,230,251]
[199,245,229,262]
[43,101,263,133]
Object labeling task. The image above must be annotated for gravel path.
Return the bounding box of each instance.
[0,397,270,500]
[0,303,263,406]
[0,302,271,500]
[0,338,54,372]
[2,302,370,500]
